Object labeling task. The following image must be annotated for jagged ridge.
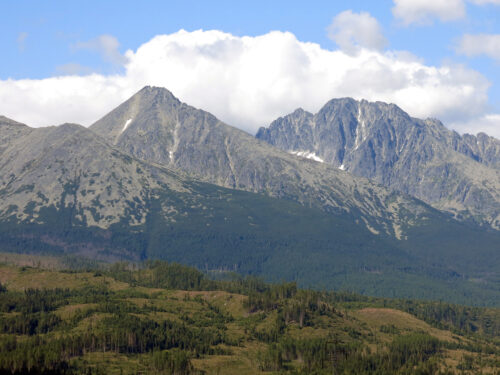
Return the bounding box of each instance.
[257,98,500,229]
[91,86,442,237]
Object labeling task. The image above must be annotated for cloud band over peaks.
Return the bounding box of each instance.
[0,29,494,136]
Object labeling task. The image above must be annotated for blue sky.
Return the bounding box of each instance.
[2,0,500,136]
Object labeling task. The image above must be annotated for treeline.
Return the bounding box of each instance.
[257,333,449,374]
[326,290,500,338]
[100,261,500,338]
[104,261,208,290]
[104,260,301,300]
[391,299,500,337]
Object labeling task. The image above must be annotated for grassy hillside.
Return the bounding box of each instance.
[0,259,500,374]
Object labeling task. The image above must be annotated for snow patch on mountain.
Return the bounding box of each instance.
[121,118,133,133]
[290,150,324,163]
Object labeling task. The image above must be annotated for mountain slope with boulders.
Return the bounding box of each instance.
[256,98,500,229]
[0,116,189,229]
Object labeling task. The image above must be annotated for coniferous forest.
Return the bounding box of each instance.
[0,257,500,374]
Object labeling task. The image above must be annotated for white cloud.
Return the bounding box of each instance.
[450,114,500,138]
[469,0,500,4]
[456,34,500,61]
[392,0,466,25]
[0,29,494,137]
[327,10,387,54]
[0,75,134,127]
[17,32,28,51]
[73,34,128,65]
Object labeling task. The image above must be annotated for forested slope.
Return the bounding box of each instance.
[0,259,499,374]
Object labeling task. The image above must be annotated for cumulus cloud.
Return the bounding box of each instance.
[456,34,500,61]
[392,0,466,25]
[327,10,387,54]
[73,34,128,65]
[0,29,494,137]
[0,75,134,127]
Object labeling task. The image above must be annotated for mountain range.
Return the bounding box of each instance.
[1,86,500,305]
[257,98,500,229]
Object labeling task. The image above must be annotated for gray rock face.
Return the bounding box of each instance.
[461,132,500,168]
[256,99,500,228]
[91,87,439,237]
[0,121,188,228]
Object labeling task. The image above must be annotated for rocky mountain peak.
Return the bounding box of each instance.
[257,97,500,229]
[91,86,226,169]
[135,85,181,107]
[90,86,183,139]
[318,98,411,124]
[90,87,449,237]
